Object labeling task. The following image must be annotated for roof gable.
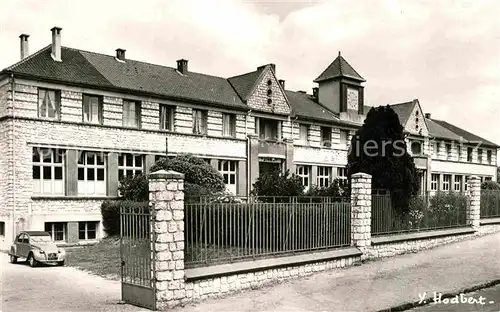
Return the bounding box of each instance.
[314,53,365,83]
[228,68,264,102]
[245,66,291,115]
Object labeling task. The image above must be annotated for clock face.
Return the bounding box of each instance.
[347,88,359,110]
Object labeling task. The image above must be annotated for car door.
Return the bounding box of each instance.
[18,234,28,257]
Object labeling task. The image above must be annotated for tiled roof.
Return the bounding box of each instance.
[284,90,339,122]
[3,46,247,109]
[314,53,365,83]
[228,68,264,102]
[425,119,464,141]
[431,119,499,147]
[388,101,415,126]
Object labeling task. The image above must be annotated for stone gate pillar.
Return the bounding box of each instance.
[149,170,185,309]
[467,175,481,229]
[350,173,372,249]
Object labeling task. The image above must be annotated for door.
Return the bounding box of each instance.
[17,234,28,257]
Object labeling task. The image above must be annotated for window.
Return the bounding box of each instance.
[485,176,492,182]
[467,147,473,162]
[317,166,332,188]
[431,174,439,191]
[296,165,311,191]
[298,124,309,144]
[477,149,483,163]
[192,109,208,135]
[457,145,462,161]
[222,113,236,137]
[442,174,451,191]
[340,130,348,146]
[218,160,237,194]
[445,144,452,160]
[38,89,60,119]
[122,100,141,128]
[160,105,174,131]
[118,153,143,180]
[82,94,103,124]
[45,222,67,242]
[454,175,462,191]
[258,118,279,140]
[321,127,332,147]
[337,167,348,186]
[77,151,106,196]
[79,221,98,240]
[465,176,469,191]
[487,150,492,164]
[433,142,440,157]
[32,147,65,195]
[0,221,4,236]
[411,141,422,155]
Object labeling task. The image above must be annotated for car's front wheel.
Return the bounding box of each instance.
[9,255,18,263]
[27,254,38,267]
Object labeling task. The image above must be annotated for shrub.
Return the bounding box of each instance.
[118,174,149,202]
[428,192,467,227]
[101,200,149,236]
[251,169,304,199]
[481,181,500,190]
[305,179,350,198]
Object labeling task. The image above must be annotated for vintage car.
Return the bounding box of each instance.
[8,231,66,267]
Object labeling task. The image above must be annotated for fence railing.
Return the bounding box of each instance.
[480,190,500,218]
[371,191,469,236]
[184,196,351,268]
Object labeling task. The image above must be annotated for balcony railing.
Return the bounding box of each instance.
[258,139,286,156]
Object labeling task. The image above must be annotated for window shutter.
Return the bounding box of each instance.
[358,87,364,115]
[107,152,119,197]
[136,102,142,128]
[65,150,78,196]
[98,97,104,124]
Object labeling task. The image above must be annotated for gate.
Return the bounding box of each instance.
[120,204,156,310]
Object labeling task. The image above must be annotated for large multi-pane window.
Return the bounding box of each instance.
[123,100,141,128]
[317,166,332,188]
[337,167,348,186]
[321,127,332,147]
[218,160,237,194]
[79,221,98,240]
[442,174,451,191]
[82,94,103,124]
[431,174,439,191]
[454,175,462,191]
[38,89,61,119]
[222,113,236,137]
[298,124,309,144]
[118,153,143,180]
[160,105,174,131]
[296,165,311,191]
[32,147,65,195]
[78,151,106,196]
[192,109,208,135]
[45,222,67,242]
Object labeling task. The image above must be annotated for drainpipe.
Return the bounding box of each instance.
[246,110,252,197]
[10,74,16,238]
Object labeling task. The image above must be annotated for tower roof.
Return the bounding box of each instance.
[313,52,365,83]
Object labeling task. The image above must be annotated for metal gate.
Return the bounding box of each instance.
[120,204,156,310]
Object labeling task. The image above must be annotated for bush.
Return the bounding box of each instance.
[118,174,149,202]
[481,181,500,190]
[305,179,350,198]
[251,169,304,199]
[101,200,149,236]
[428,192,467,226]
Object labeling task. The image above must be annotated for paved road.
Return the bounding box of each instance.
[0,253,146,312]
[411,284,500,311]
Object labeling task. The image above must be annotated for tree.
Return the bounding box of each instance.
[347,105,420,215]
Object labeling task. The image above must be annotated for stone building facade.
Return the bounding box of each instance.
[0,27,497,249]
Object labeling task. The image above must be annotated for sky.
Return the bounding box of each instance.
[0,0,499,145]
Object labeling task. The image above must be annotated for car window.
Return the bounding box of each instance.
[22,235,29,244]
[16,234,23,243]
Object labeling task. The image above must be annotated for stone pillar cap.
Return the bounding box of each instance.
[149,170,184,180]
[351,172,372,178]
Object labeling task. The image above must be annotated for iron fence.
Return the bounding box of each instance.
[480,190,500,218]
[184,196,351,267]
[371,191,469,236]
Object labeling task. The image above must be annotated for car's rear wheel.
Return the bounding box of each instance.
[9,255,18,263]
[57,260,65,266]
[28,253,38,267]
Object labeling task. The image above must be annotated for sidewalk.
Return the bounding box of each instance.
[172,232,500,312]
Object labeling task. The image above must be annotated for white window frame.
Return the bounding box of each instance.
[82,94,102,124]
[118,153,144,180]
[337,167,348,186]
[296,165,311,191]
[431,174,439,191]
[192,109,208,135]
[442,174,451,191]
[79,221,98,241]
[77,151,107,196]
[298,124,309,145]
[32,147,65,195]
[160,105,174,131]
[45,222,67,242]
[317,166,332,188]
[218,160,237,194]
[38,88,60,119]
[222,113,236,137]
[123,100,141,128]
[454,175,462,191]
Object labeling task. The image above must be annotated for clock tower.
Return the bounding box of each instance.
[313,52,366,115]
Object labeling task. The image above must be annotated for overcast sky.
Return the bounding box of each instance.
[1,0,499,145]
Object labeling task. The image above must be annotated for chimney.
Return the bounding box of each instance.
[313,87,319,100]
[177,59,188,74]
[116,48,126,61]
[19,34,29,60]
[425,113,431,119]
[278,79,285,89]
[51,26,62,62]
